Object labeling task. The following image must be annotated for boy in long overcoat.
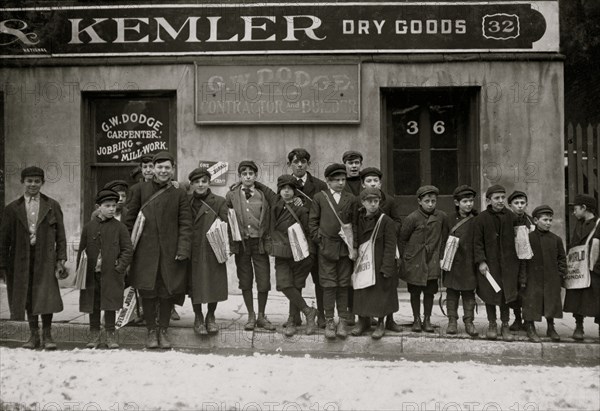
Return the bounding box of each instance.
[0,166,67,350]
[78,189,133,349]
[123,151,192,349]
[521,205,566,342]
[442,185,479,337]
[351,188,398,339]
[399,185,449,333]
[309,163,358,340]
[187,168,229,335]
[359,167,403,332]
[473,184,520,341]
[563,194,600,340]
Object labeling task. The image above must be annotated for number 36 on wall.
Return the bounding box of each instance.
[406,120,446,135]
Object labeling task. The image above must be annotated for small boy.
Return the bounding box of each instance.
[309,163,358,340]
[226,160,276,331]
[270,175,318,337]
[140,154,155,182]
[78,189,133,349]
[91,180,129,221]
[399,185,449,333]
[521,205,566,342]
[473,185,520,341]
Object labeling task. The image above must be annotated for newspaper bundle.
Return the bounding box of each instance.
[514,225,534,260]
[206,218,231,264]
[441,235,460,271]
[74,250,88,290]
[288,222,310,262]
[228,208,242,241]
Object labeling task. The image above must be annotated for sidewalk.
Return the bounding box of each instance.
[1,284,599,365]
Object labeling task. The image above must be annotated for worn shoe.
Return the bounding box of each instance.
[256,314,276,331]
[336,319,348,339]
[572,323,584,341]
[171,307,180,321]
[22,329,41,349]
[303,307,318,335]
[411,316,423,333]
[317,312,326,329]
[158,328,172,349]
[106,330,119,349]
[509,318,523,332]
[422,316,434,333]
[351,316,370,336]
[284,321,297,337]
[194,313,208,336]
[325,318,336,340]
[501,322,514,342]
[385,315,403,333]
[370,317,378,326]
[346,315,356,327]
[546,324,560,342]
[86,329,101,349]
[446,317,458,335]
[526,322,541,343]
[41,328,57,350]
[145,329,159,349]
[464,321,479,337]
[205,313,219,334]
[244,312,256,331]
[486,321,498,340]
[371,322,385,340]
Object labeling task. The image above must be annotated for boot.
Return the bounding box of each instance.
[317,311,326,329]
[158,327,172,349]
[463,296,478,337]
[572,320,584,341]
[351,316,370,336]
[371,321,385,340]
[370,317,378,326]
[346,314,356,327]
[303,307,318,336]
[501,322,514,342]
[411,316,423,333]
[385,314,403,333]
[145,329,159,349]
[41,328,57,350]
[546,319,560,342]
[422,316,434,333]
[256,313,276,331]
[86,329,101,349]
[194,313,207,336]
[106,330,119,349]
[464,321,479,337]
[244,312,256,331]
[509,309,523,332]
[284,320,297,337]
[325,318,336,340]
[526,321,541,343]
[447,317,458,335]
[336,318,348,339]
[205,313,218,334]
[22,329,41,349]
[171,307,180,321]
[446,296,459,335]
[486,321,498,340]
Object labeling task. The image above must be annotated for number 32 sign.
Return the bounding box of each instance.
[482,13,520,40]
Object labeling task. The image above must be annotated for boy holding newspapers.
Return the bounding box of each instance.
[77,189,133,349]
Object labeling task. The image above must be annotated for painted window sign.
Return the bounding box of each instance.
[94,98,170,163]
[197,161,229,186]
[0,2,558,58]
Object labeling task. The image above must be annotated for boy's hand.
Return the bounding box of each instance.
[175,255,188,261]
[381,271,391,279]
[349,248,358,261]
[478,262,489,276]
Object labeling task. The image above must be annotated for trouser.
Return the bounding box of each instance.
[27,313,53,331]
[446,288,477,323]
[323,287,349,320]
[143,297,172,329]
[282,287,309,317]
[410,291,434,317]
[89,271,116,331]
[486,303,510,322]
[193,302,217,315]
[309,254,324,316]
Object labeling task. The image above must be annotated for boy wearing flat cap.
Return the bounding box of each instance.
[399,185,449,333]
[309,163,359,340]
[473,184,520,341]
[0,166,67,350]
[342,150,363,197]
[91,180,129,221]
[563,194,600,340]
[78,189,133,349]
[442,185,479,337]
[521,205,566,342]
[124,151,192,349]
[226,160,276,331]
[187,168,229,336]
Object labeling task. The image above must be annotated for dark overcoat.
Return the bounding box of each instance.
[473,206,520,305]
[353,210,399,317]
[522,229,566,321]
[78,217,133,312]
[563,217,600,319]
[0,194,67,319]
[442,213,478,291]
[296,172,328,209]
[225,185,271,255]
[187,190,229,304]
[123,181,192,296]
[399,208,449,286]
[269,199,310,255]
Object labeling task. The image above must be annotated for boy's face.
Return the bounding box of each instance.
[362,176,382,190]
[418,193,437,213]
[488,192,506,212]
[280,185,295,201]
[362,197,380,214]
[154,160,173,184]
[116,190,127,204]
[509,197,528,216]
[190,176,210,194]
[239,167,257,187]
[344,159,362,177]
[23,176,43,197]
[141,162,154,181]
[573,205,587,220]
[289,156,309,178]
[534,214,553,232]
[454,196,474,215]
[98,200,117,219]
[327,174,346,192]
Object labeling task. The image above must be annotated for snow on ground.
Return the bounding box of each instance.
[0,347,598,411]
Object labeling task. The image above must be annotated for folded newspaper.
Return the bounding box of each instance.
[288,222,310,262]
[441,235,460,271]
[228,208,242,241]
[115,287,138,329]
[338,222,354,256]
[484,269,502,293]
[514,225,534,260]
[74,250,88,290]
[206,218,231,264]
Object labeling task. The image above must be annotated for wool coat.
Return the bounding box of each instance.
[123,181,192,296]
[225,184,271,255]
[187,190,229,304]
[473,206,520,306]
[78,216,133,312]
[563,217,600,319]
[442,212,478,291]
[522,228,566,321]
[343,176,362,197]
[295,172,328,210]
[399,208,449,286]
[0,194,67,319]
[352,209,399,317]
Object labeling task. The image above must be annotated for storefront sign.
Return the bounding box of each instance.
[0,2,558,58]
[196,64,360,124]
[94,98,171,163]
[198,160,228,186]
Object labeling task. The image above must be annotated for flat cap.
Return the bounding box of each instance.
[569,194,597,210]
[95,189,120,205]
[103,180,128,192]
[485,184,506,198]
[342,150,363,163]
[359,167,383,180]
[324,163,347,178]
[140,154,154,163]
[21,166,44,180]
[453,185,476,199]
[152,151,175,164]
[508,190,528,203]
[360,187,382,201]
[532,205,554,218]
[277,174,298,192]
[238,160,258,174]
[188,167,211,182]
[416,185,439,198]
